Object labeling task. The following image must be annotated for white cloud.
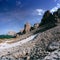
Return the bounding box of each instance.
[50,3,60,13]
[54,0,57,2]
[33,9,45,16]
[54,0,60,2]
[36,9,45,15]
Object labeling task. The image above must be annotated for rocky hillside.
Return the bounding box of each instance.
[0,24,60,60]
[30,24,60,60]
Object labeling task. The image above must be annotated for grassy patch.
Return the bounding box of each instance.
[0,35,15,39]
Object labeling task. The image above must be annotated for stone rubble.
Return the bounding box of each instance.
[0,25,60,60]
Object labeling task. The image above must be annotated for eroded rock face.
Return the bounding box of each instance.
[0,56,15,60]
[0,56,24,60]
[34,23,39,29]
[29,25,60,60]
[24,22,31,33]
[53,8,60,23]
[43,49,60,60]
[7,31,16,36]
[47,41,60,51]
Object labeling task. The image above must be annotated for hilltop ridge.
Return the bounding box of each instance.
[0,22,60,60]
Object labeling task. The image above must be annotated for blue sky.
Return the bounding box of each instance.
[0,0,60,34]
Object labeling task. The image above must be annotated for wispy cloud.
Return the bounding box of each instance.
[50,3,60,12]
[16,0,21,6]
[54,0,60,2]
[54,0,57,2]
[33,9,45,16]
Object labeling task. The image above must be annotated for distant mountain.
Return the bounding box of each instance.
[7,31,16,36]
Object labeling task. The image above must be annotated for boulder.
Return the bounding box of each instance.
[47,41,60,51]
[43,49,60,60]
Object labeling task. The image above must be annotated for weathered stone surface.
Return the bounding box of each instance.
[34,23,39,29]
[24,22,31,33]
[43,49,60,60]
[0,24,60,60]
[29,25,60,60]
[47,41,60,51]
[7,31,16,36]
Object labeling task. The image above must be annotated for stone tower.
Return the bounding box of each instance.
[24,22,31,33]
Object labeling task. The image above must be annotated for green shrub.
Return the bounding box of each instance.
[0,35,15,39]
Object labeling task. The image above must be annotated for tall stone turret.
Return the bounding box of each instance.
[23,22,31,33]
[53,8,60,23]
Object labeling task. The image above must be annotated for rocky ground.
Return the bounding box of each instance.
[30,25,60,60]
[0,24,60,60]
